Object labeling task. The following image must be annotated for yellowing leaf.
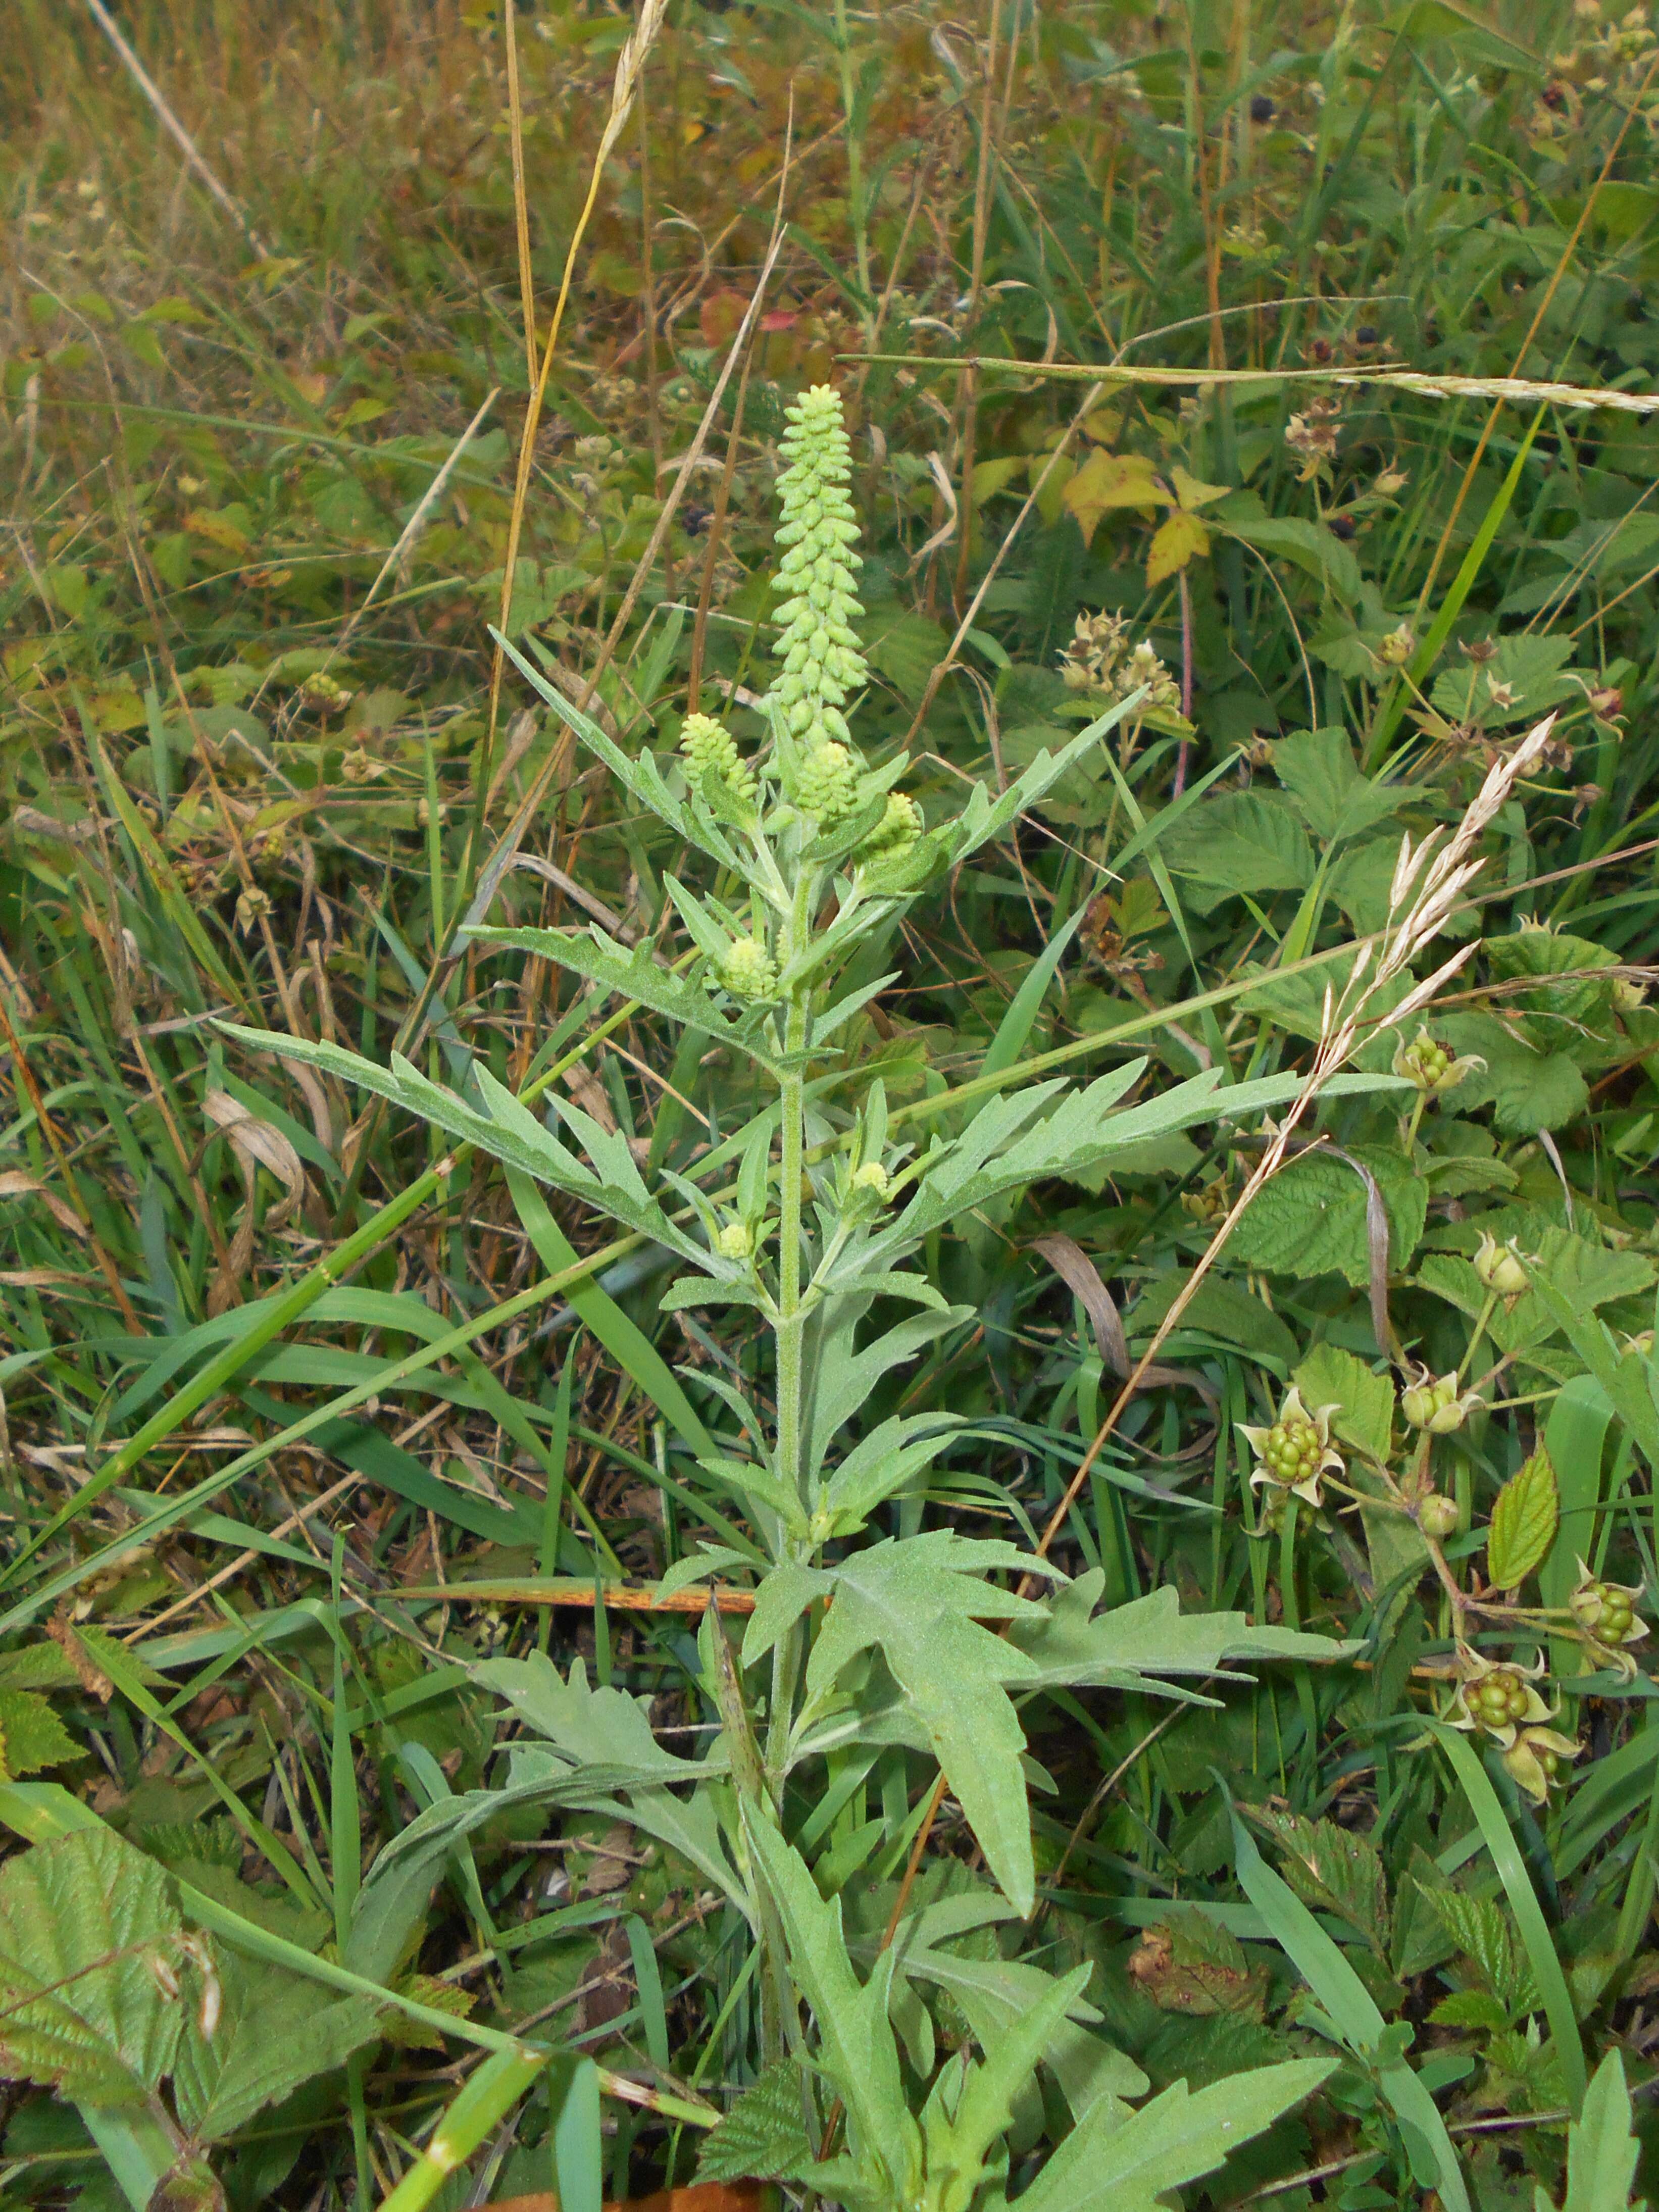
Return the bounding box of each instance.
[1080,405,1127,445]
[971,456,1025,506]
[1062,449,1164,547]
[1486,1449,1559,1591]
[1146,509,1210,586]
[1032,451,1073,527]
[1170,464,1232,511]
[183,507,252,557]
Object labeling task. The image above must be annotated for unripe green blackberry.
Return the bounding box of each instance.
[1571,1574,1641,1642]
[1418,1493,1460,1540]
[1469,1669,1529,1732]
[1264,1418,1322,1484]
[1392,1025,1478,1100]
[719,936,779,1000]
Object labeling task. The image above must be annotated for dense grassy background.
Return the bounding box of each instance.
[7,0,1659,2206]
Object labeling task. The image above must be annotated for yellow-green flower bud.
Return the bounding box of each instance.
[1375,622,1417,666]
[852,1161,890,1198]
[680,712,756,799]
[858,790,922,862]
[1391,1026,1480,1098]
[719,936,779,1000]
[716,1222,754,1260]
[1473,1231,1530,1301]
[792,738,861,824]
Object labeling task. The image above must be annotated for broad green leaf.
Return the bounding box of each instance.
[1014,2058,1335,2212]
[170,1951,383,2144]
[848,1067,1405,1285]
[1159,790,1316,903]
[1271,727,1421,845]
[695,2055,816,2183]
[1486,1450,1559,1591]
[1428,633,1579,728]
[794,1535,1059,1915]
[0,1829,186,2104]
[1213,492,1363,602]
[469,1656,749,1920]
[1424,1890,1539,2021]
[0,1689,78,1781]
[1251,1808,1391,1958]
[1557,2050,1642,2212]
[1231,1142,1426,1288]
[1292,1345,1394,1463]
[1008,1573,1356,1696]
[1438,1013,1591,1136]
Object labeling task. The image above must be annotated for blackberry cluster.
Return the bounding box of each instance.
[1468,1669,1530,1733]
[1261,1417,1323,1489]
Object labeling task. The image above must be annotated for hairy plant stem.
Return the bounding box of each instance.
[766,872,815,1803]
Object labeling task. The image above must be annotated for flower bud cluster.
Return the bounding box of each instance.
[792,738,862,826]
[680,713,757,801]
[719,936,779,1001]
[858,791,923,861]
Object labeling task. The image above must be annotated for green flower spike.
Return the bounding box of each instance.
[719,936,779,1001]
[770,384,869,771]
[680,712,756,801]
[858,791,923,863]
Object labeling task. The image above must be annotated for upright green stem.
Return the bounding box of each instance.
[767,875,815,1799]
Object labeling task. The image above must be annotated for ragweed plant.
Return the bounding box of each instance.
[228,387,1392,2204]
